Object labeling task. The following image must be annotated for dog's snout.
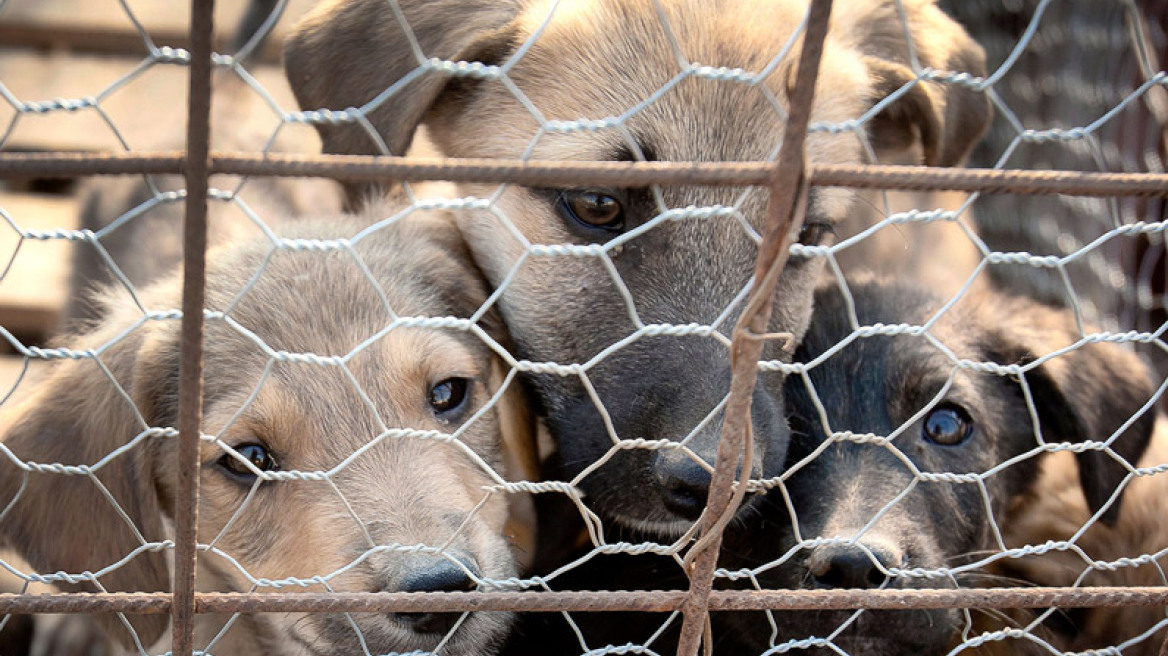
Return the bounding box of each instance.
[807,542,903,590]
[652,451,712,519]
[393,559,479,634]
[401,559,478,594]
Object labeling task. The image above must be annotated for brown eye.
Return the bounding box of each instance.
[219,443,278,480]
[798,221,835,246]
[557,191,625,231]
[923,405,973,446]
[430,377,471,415]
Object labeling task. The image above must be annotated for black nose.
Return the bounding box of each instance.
[807,543,901,589]
[394,559,477,634]
[652,451,712,519]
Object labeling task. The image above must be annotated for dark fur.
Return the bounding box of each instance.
[713,280,1157,655]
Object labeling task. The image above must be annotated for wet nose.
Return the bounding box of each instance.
[394,559,478,634]
[807,542,903,589]
[652,450,712,519]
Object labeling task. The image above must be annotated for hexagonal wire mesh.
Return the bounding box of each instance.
[0,0,1166,655]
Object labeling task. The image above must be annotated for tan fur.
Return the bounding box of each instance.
[284,0,992,538]
[972,418,1168,656]
[0,205,537,655]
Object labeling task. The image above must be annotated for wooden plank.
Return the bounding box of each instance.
[0,0,321,61]
[0,355,30,396]
[0,53,307,153]
[0,192,81,339]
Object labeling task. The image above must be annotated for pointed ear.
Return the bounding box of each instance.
[0,307,179,648]
[838,1,991,165]
[1021,341,1157,525]
[284,0,521,159]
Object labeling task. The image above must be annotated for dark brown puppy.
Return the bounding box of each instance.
[283,0,992,538]
[716,279,1156,655]
[1,209,531,655]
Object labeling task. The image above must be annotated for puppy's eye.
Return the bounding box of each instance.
[429,377,471,415]
[798,221,835,246]
[219,443,278,480]
[922,404,973,446]
[556,191,625,232]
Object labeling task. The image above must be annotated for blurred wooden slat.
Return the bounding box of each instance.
[0,191,81,339]
[0,0,322,62]
[0,53,303,153]
[0,354,30,394]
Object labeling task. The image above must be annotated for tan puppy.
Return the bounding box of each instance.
[0,206,534,655]
[283,0,992,540]
[974,418,1168,656]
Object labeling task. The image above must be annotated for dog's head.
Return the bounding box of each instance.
[719,280,1157,654]
[285,0,990,537]
[0,213,526,655]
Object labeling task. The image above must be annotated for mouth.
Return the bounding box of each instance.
[605,511,702,541]
[596,490,766,543]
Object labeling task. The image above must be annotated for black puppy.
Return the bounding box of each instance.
[715,280,1157,655]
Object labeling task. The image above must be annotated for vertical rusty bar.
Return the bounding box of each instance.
[173,0,214,653]
[673,1,834,655]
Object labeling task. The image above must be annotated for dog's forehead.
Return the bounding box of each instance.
[506,0,869,164]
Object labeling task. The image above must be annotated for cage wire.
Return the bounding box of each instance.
[0,0,1166,655]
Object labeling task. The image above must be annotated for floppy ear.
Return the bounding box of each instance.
[835,0,991,165]
[284,0,520,160]
[1021,342,1157,526]
[0,309,178,648]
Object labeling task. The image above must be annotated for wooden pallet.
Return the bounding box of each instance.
[0,191,81,343]
[0,51,308,154]
[0,0,321,63]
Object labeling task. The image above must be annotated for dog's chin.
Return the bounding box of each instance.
[779,609,961,656]
[295,609,514,656]
[833,628,959,656]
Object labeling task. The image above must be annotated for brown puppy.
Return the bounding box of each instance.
[0,206,532,655]
[977,419,1168,656]
[715,279,1156,655]
[283,0,992,539]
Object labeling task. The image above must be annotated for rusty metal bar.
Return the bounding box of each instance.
[5,587,1168,615]
[0,152,186,176]
[1,152,1168,197]
[172,0,214,653]
[674,2,835,655]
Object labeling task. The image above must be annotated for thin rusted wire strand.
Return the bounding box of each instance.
[172,0,214,653]
[4,587,1168,615]
[675,2,834,655]
[1,152,1168,196]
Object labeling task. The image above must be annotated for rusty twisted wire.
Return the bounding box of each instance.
[0,152,1167,196]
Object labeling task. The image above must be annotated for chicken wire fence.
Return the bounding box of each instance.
[0,0,1166,655]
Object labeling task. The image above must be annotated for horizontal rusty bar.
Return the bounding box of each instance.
[2,587,1168,616]
[0,593,172,614]
[0,152,1167,196]
[0,151,186,176]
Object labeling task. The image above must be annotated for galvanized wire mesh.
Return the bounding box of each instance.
[0,1,1166,656]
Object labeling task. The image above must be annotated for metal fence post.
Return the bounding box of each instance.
[173,0,214,653]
